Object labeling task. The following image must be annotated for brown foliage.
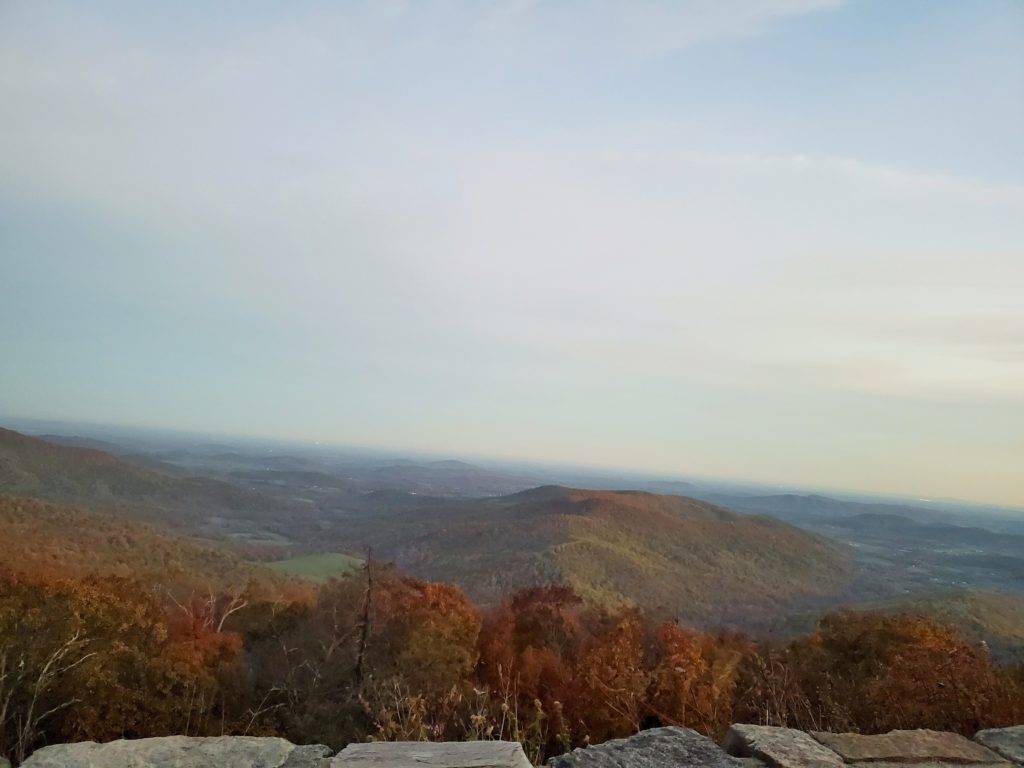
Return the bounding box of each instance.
[240,563,482,749]
[735,611,1024,734]
[2,560,1023,766]
[0,572,245,762]
[474,587,744,756]
[0,496,301,601]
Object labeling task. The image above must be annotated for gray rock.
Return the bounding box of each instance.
[724,725,845,768]
[20,736,332,768]
[332,741,531,768]
[2,754,11,768]
[547,726,742,768]
[975,728,1024,765]
[810,730,1007,765]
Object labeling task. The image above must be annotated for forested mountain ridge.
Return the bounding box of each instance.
[7,425,1024,647]
[0,427,317,541]
[872,589,1024,663]
[1,429,1023,764]
[0,495,297,598]
[0,428,852,629]
[322,485,854,627]
[0,426,175,499]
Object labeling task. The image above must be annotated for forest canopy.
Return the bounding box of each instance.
[2,559,1022,766]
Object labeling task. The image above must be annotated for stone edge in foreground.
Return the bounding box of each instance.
[332,740,532,768]
[547,725,742,768]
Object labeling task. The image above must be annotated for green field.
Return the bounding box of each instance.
[268,551,363,582]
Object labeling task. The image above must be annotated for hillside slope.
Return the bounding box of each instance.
[0,495,293,597]
[872,589,1024,662]
[0,427,313,543]
[0,426,175,498]
[329,485,853,628]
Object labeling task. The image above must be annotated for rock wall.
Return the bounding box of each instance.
[18,737,332,768]
[10,724,1024,768]
[723,725,1018,768]
[548,725,1024,768]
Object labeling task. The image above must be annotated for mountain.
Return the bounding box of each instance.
[803,511,1024,597]
[0,495,293,597]
[911,590,1024,662]
[365,460,536,496]
[325,485,853,629]
[37,434,127,453]
[113,438,541,498]
[860,589,1024,663]
[0,428,853,630]
[697,492,961,526]
[1,426,177,499]
[829,512,1024,556]
[697,490,1024,599]
[0,427,315,543]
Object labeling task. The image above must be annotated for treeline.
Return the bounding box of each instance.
[1,564,1023,766]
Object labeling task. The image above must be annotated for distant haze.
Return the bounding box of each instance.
[2,1,1022,506]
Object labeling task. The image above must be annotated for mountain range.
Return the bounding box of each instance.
[313,484,853,627]
[3,424,1023,647]
[0,427,852,629]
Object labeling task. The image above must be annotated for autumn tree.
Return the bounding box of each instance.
[736,611,1024,734]
[0,570,254,762]
[243,564,481,748]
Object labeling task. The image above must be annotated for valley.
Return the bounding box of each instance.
[2,421,1023,760]
[2,421,1023,652]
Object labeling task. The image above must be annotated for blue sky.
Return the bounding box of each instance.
[2,0,1022,505]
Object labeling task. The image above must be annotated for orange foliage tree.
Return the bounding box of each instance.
[4,562,1024,767]
[475,586,744,757]
[735,611,1024,734]
[0,572,246,762]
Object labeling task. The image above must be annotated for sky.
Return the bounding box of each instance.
[1,0,1022,506]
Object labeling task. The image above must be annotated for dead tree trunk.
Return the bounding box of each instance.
[353,549,373,691]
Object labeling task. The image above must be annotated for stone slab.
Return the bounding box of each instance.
[810,730,1006,765]
[725,725,845,768]
[547,726,742,768]
[975,728,1024,766]
[20,737,332,768]
[333,741,532,768]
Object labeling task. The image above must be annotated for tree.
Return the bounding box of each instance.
[735,611,1024,734]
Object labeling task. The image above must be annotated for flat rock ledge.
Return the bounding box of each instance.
[332,741,532,768]
[547,726,742,768]
[725,724,846,768]
[975,729,1024,766]
[811,729,1007,766]
[724,726,1022,768]
[8,724,1024,768]
[18,736,332,768]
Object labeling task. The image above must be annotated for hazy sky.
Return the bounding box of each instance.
[2,1,1022,506]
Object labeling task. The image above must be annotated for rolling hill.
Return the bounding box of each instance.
[0,426,177,499]
[872,589,1024,662]
[325,485,854,629]
[774,589,1024,663]
[828,512,1024,556]
[366,459,536,496]
[0,428,856,630]
[697,492,961,526]
[0,495,294,597]
[0,427,316,543]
